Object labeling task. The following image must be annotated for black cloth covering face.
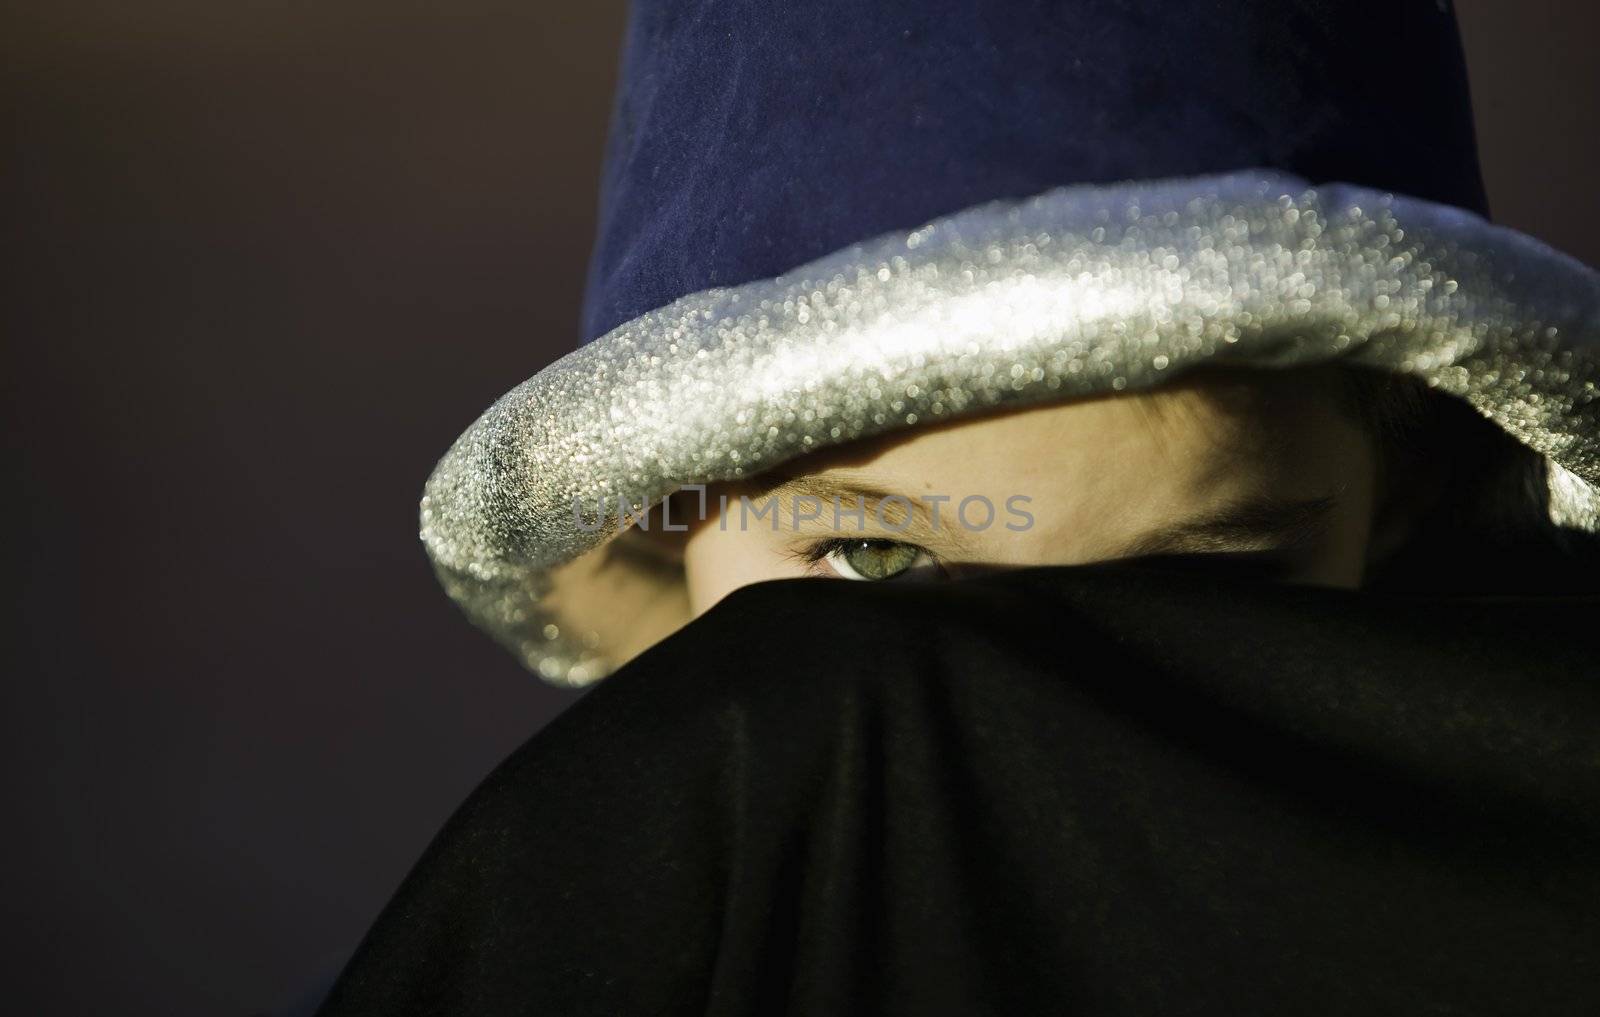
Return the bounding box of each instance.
[317,560,1600,1016]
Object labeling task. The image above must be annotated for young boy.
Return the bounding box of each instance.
[321,1,1600,1013]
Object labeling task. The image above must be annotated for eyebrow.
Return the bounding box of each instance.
[744,473,978,554]
[1110,493,1339,558]
[745,470,1337,560]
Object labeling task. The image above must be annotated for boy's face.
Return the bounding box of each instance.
[679,367,1385,616]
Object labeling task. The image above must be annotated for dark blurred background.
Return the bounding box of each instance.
[6,2,1598,1014]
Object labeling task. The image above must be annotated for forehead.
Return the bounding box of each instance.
[718,367,1365,558]
[768,368,1336,484]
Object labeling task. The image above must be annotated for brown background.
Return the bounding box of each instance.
[7,2,1598,1014]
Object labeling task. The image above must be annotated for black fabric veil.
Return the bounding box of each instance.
[318,549,1600,1015]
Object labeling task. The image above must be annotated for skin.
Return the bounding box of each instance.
[673,366,1412,617]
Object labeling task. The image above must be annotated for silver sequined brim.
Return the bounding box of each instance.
[420,170,1600,685]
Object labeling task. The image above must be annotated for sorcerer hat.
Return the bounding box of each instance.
[420,0,1600,685]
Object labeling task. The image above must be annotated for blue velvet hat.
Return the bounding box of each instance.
[580,0,1496,341]
[422,0,1600,683]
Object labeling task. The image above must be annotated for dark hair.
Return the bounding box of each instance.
[1336,365,1557,542]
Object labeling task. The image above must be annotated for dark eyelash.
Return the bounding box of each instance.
[782,537,848,569]
[792,537,935,566]
[793,543,1292,579]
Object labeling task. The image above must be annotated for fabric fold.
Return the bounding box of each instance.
[319,561,1600,1016]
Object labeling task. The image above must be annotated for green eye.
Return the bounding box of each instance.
[822,539,932,581]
